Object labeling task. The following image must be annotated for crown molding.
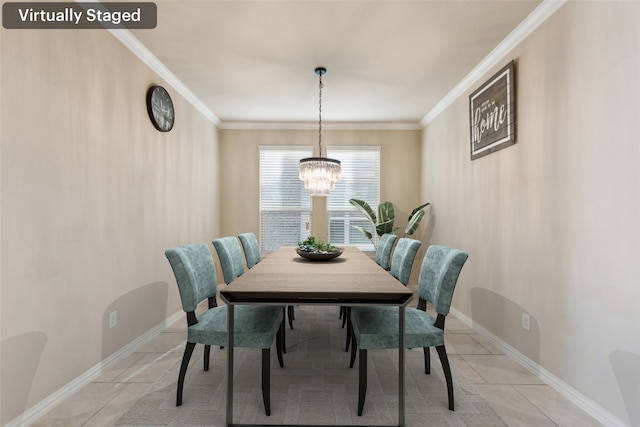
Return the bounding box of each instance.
[419,0,567,128]
[218,121,421,131]
[104,27,222,127]
[103,0,565,132]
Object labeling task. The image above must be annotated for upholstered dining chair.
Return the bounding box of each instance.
[340,233,398,327]
[348,245,469,415]
[238,232,261,269]
[345,237,421,352]
[376,233,398,270]
[212,236,246,285]
[215,236,290,351]
[389,237,422,285]
[238,232,296,330]
[165,243,284,415]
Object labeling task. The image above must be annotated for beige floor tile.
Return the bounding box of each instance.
[461,354,544,385]
[474,384,557,427]
[93,352,146,383]
[31,383,126,427]
[82,383,153,427]
[449,354,488,384]
[445,315,475,334]
[113,351,182,383]
[134,330,186,353]
[514,384,604,427]
[445,333,492,355]
[469,332,504,355]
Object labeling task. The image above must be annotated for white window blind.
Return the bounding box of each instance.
[327,147,381,250]
[259,146,313,251]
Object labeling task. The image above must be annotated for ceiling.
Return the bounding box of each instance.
[129,0,544,128]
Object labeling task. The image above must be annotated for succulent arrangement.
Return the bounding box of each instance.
[297,236,341,254]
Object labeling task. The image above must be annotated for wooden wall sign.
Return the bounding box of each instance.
[469,60,516,160]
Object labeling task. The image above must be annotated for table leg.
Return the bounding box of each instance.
[399,305,405,427]
[227,305,234,427]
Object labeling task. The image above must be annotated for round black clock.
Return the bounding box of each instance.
[146,85,175,132]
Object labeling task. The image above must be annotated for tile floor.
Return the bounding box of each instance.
[31,285,603,427]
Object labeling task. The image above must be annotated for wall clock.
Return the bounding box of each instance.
[146,85,175,132]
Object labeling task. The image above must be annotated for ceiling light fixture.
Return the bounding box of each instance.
[299,67,341,197]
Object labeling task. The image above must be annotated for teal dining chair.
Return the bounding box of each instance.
[212,236,245,285]
[238,232,261,269]
[215,236,290,351]
[376,233,398,270]
[345,237,422,352]
[340,233,398,327]
[237,232,295,330]
[348,245,469,415]
[389,237,422,285]
[165,243,284,414]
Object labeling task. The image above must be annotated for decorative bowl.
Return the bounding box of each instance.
[296,247,343,261]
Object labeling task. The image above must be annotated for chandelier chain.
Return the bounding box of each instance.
[318,72,323,158]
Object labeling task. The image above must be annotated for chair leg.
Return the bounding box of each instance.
[177,342,196,406]
[357,349,367,416]
[287,305,294,329]
[345,307,352,352]
[204,344,211,371]
[423,346,431,374]
[281,307,287,354]
[436,345,454,411]
[341,307,348,328]
[276,321,284,368]
[262,348,271,416]
[339,306,344,319]
[349,329,358,368]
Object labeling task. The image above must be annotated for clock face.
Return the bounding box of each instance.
[146,85,175,132]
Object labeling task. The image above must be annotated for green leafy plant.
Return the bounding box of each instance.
[349,199,430,248]
[298,236,340,254]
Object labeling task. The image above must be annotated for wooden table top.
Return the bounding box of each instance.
[220,246,413,306]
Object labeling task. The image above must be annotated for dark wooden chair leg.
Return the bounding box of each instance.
[436,345,454,411]
[349,330,358,368]
[357,348,367,416]
[281,307,287,354]
[177,342,196,406]
[204,344,211,371]
[423,346,431,374]
[345,307,352,351]
[262,348,271,416]
[276,321,284,367]
[287,306,294,329]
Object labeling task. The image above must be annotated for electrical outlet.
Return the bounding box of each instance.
[108,311,117,328]
[522,312,530,331]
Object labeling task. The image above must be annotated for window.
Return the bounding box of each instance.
[327,147,381,250]
[259,146,312,251]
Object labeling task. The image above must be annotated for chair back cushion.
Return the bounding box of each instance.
[212,237,245,284]
[418,245,468,315]
[375,233,398,270]
[165,243,217,313]
[390,238,422,285]
[238,232,261,269]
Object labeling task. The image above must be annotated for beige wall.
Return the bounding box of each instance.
[421,2,640,424]
[0,30,220,423]
[219,128,423,245]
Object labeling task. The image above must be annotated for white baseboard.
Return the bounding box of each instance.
[7,310,184,427]
[449,307,628,427]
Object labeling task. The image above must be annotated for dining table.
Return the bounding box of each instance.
[219,245,414,427]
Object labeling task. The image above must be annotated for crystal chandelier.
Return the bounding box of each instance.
[299,67,341,196]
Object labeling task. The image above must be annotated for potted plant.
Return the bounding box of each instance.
[349,199,430,248]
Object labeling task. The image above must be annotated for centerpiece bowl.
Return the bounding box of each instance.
[296,247,343,261]
[296,236,343,261]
